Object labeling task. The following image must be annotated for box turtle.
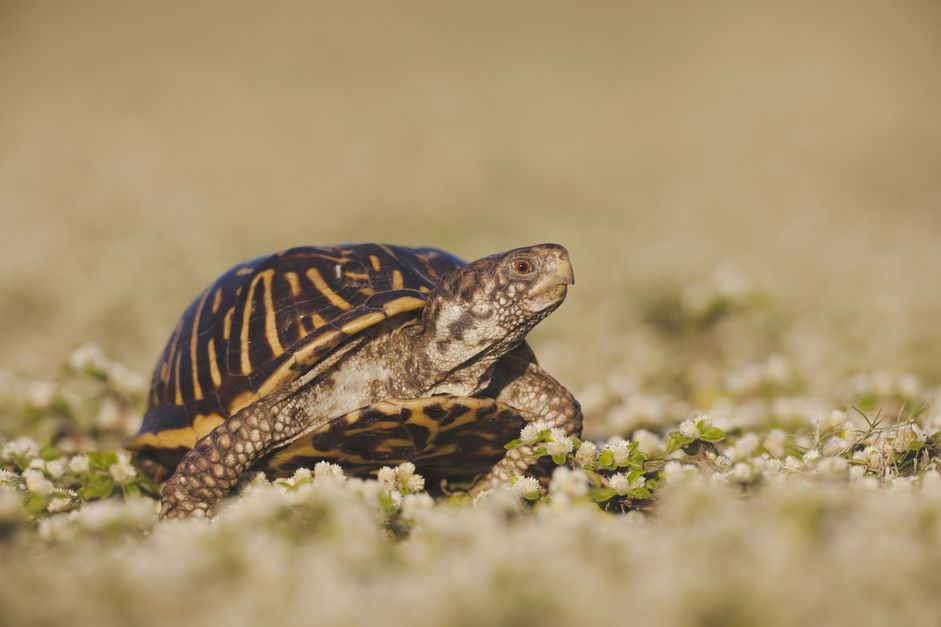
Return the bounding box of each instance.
[126,243,582,518]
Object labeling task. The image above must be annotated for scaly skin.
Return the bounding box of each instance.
[470,352,583,494]
[160,244,576,518]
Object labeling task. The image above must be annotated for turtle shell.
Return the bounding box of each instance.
[127,244,464,452]
[264,396,527,486]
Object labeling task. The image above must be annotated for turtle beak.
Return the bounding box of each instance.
[521,244,574,310]
[542,244,574,287]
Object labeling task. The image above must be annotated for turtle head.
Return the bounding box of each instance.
[419,243,574,369]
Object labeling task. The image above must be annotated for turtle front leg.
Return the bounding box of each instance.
[160,391,311,518]
[472,356,583,494]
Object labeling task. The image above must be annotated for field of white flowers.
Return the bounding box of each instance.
[4,268,941,626]
[3,2,941,626]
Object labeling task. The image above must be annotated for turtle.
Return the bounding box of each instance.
[125,243,582,518]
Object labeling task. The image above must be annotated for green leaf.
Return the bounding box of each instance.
[584,468,604,487]
[666,434,695,454]
[597,449,615,469]
[78,474,115,500]
[628,487,652,499]
[87,451,119,471]
[124,482,141,498]
[551,453,568,465]
[700,427,726,442]
[504,438,523,450]
[25,493,47,515]
[590,487,617,502]
[377,490,397,515]
[522,491,541,501]
[532,446,547,458]
[39,445,62,462]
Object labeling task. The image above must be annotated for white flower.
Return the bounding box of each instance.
[784,456,803,472]
[662,460,699,484]
[511,475,540,498]
[609,473,631,495]
[376,466,397,490]
[802,449,821,464]
[545,428,573,457]
[726,433,760,462]
[820,437,850,457]
[609,439,633,465]
[892,424,918,453]
[106,363,146,394]
[763,429,788,459]
[633,429,666,455]
[396,463,425,493]
[96,399,121,429]
[45,459,66,479]
[313,461,345,481]
[68,455,90,474]
[47,497,72,513]
[817,456,848,477]
[574,441,598,467]
[732,462,753,482]
[23,469,53,496]
[549,467,589,498]
[815,409,846,434]
[678,418,700,439]
[27,381,57,408]
[2,437,40,462]
[108,453,137,483]
[0,486,24,520]
[288,467,312,485]
[0,469,16,484]
[68,342,109,373]
[519,421,548,446]
[400,492,434,523]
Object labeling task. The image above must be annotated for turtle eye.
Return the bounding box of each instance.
[512,258,534,275]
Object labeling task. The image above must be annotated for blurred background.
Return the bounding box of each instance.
[2,0,940,408]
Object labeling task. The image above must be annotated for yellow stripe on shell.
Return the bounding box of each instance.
[374,438,416,453]
[173,350,183,405]
[223,307,234,340]
[369,255,381,271]
[437,408,479,432]
[283,271,302,297]
[124,413,225,450]
[261,270,285,357]
[341,312,385,335]
[381,296,426,316]
[207,338,222,388]
[391,270,404,289]
[211,287,223,314]
[306,267,352,310]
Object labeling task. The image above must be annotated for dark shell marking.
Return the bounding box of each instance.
[128,244,464,450]
[264,396,526,483]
